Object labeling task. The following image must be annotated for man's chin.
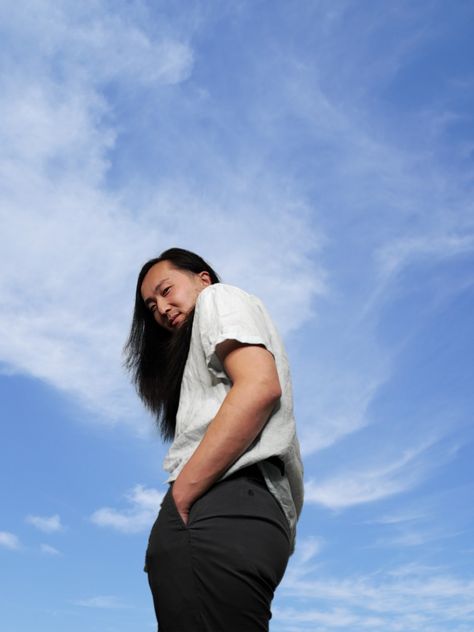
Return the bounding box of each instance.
[168,315,184,331]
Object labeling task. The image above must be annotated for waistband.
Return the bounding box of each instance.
[226,456,285,481]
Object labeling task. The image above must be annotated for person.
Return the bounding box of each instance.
[124,247,304,632]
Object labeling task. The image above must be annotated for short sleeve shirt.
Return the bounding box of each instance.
[162,283,304,551]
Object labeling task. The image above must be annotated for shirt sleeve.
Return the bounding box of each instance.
[196,284,275,380]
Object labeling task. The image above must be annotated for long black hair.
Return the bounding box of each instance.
[124,248,221,441]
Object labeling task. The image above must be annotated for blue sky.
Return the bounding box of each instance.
[1,1,473,630]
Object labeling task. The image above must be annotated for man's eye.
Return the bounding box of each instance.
[162,286,171,296]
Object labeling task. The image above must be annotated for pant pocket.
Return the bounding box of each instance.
[167,484,190,529]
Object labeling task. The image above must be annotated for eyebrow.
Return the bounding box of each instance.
[144,278,170,307]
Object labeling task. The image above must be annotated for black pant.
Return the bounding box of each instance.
[144,464,291,631]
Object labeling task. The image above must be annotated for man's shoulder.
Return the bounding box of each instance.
[198,282,255,305]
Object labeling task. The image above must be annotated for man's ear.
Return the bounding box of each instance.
[199,271,213,287]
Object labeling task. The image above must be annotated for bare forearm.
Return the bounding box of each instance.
[172,381,279,511]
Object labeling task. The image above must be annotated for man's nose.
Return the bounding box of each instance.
[157,297,170,317]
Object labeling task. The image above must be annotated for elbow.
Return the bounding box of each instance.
[233,377,282,405]
[263,379,282,404]
[271,382,282,402]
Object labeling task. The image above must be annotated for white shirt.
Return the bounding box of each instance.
[163,283,304,552]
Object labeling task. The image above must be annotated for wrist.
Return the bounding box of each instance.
[172,478,195,510]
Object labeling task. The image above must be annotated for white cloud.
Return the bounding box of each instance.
[40,543,61,555]
[0,1,325,431]
[369,507,429,525]
[0,0,471,463]
[249,7,474,468]
[375,234,474,282]
[304,437,443,510]
[297,365,390,456]
[73,595,129,609]
[273,605,431,630]
[90,484,164,534]
[0,1,193,87]
[273,605,364,628]
[357,233,474,320]
[25,513,63,533]
[0,5,472,632]
[371,525,465,549]
[0,171,324,430]
[295,536,325,565]
[376,530,442,548]
[275,559,474,631]
[0,531,21,550]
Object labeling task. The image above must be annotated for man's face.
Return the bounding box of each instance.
[140,260,211,332]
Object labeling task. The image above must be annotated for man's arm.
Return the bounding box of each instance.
[171,340,281,524]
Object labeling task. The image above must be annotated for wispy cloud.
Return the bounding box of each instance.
[375,234,474,283]
[359,233,474,320]
[90,484,164,533]
[73,595,130,609]
[0,531,21,550]
[260,5,474,467]
[0,2,193,87]
[369,506,430,525]
[0,2,325,431]
[273,605,365,628]
[0,2,196,429]
[40,543,61,556]
[296,536,326,565]
[274,558,474,631]
[1,0,471,454]
[372,527,464,548]
[297,366,390,456]
[304,436,445,510]
[0,3,473,632]
[25,513,63,533]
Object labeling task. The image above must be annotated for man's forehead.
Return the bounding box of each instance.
[144,261,173,282]
[143,272,170,291]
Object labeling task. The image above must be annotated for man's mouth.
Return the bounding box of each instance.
[169,314,179,327]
